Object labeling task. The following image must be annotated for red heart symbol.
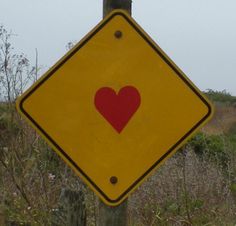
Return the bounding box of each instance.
[94,86,141,133]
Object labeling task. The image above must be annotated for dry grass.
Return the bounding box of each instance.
[203,105,236,135]
[0,102,236,225]
[129,149,236,225]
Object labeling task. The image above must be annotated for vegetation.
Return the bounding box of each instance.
[205,89,236,106]
[1,26,236,225]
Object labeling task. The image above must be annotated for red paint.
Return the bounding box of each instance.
[95,86,141,133]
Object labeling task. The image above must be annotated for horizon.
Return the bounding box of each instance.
[0,0,236,95]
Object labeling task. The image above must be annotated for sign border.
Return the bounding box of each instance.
[17,10,213,205]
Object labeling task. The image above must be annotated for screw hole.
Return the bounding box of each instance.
[110,176,118,184]
[114,30,122,39]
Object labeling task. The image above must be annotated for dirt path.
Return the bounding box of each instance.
[202,105,236,135]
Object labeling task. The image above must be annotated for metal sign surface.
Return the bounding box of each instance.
[16,10,213,206]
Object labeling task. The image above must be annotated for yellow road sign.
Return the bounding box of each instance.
[16,10,213,206]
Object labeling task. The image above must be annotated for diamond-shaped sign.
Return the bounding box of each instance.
[16,10,213,206]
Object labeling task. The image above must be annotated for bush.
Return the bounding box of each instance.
[205,89,236,105]
[189,132,231,167]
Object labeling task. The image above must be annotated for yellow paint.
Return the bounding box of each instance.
[16,10,214,206]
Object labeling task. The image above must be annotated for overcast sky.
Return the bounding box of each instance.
[0,0,236,95]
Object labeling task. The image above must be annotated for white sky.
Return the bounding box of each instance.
[0,0,236,95]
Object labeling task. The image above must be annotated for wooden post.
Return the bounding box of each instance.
[98,1,132,226]
[0,210,5,226]
[53,189,86,226]
[103,0,132,18]
[98,200,128,226]
[64,190,86,226]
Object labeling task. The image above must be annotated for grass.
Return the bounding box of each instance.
[0,91,236,225]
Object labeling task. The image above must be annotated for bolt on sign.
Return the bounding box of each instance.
[16,10,214,206]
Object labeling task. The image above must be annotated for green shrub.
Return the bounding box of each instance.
[189,133,230,167]
[205,89,236,105]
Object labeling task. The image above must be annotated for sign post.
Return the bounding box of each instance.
[103,0,131,18]
[100,2,131,226]
[17,4,213,207]
[98,200,128,226]
[16,0,213,225]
